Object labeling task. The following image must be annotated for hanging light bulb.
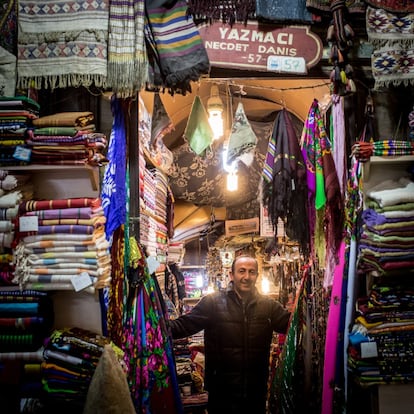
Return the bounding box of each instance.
[207,84,224,140]
[261,276,270,294]
[227,171,238,191]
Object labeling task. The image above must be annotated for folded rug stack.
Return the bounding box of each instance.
[26,111,108,166]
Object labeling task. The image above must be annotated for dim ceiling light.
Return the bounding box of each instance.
[207,84,224,140]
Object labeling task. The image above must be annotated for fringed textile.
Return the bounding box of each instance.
[145,0,210,95]
[364,0,414,12]
[107,225,126,348]
[367,6,414,88]
[17,0,108,90]
[261,109,309,257]
[351,139,414,160]
[107,0,148,97]
[187,0,255,23]
[306,0,365,13]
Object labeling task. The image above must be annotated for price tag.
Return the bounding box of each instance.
[71,272,93,292]
[360,341,378,359]
[13,146,32,162]
[267,56,307,74]
[19,215,39,232]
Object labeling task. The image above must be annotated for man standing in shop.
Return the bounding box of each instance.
[169,255,291,414]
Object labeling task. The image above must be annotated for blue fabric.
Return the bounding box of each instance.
[101,96,127,240]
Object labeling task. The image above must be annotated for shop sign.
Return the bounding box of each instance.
[198,21,323,74]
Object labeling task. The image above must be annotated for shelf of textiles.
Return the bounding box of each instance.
[0,96,108,174]
[0,169,111,295]
[0,323,116,413]
[347,155,414,388]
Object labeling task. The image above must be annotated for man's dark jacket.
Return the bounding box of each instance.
[169,283,290,411]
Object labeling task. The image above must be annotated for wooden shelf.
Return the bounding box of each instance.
[362,155,414,182]
[5,164,100,191]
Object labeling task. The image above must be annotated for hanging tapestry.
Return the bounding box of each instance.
[367,6,414,87]
[187,0,255,23]
[184,95,213,156]
[145,0,210,95]
[17,0,108,90]
[226,101,257,165]
[364,0,414,12]
[107,0,147,97]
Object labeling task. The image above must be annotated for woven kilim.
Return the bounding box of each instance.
[17,0,108,90]
[368,6,414,88]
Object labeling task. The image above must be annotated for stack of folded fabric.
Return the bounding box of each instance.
[0,96,39,167]
[0,290,53,409]
[0,170,32,285]
[41,327,110,411]
[12,197,111,292]
[26,111,108,166]
[0,289,53,352]
[140,168,169,263]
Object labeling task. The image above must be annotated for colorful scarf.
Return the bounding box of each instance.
[107,0,147,97]
[17,0,108,90]
[145,0,210,95]
[122,237,183,413]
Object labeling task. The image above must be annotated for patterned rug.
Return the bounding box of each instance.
[17,0,108,90]
[367,6,414,88]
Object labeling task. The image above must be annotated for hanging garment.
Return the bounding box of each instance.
[226,102,257,165]
[107,0,147,97]
[262,109,309,256]
[184,95,213,156]
[17,0,108,90]
[145,0,210,95]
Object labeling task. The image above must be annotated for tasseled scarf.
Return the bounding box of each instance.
[262,109,310,257]
[187,0,255,23]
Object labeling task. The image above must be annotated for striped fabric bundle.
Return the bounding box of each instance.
[145,0,210,94]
